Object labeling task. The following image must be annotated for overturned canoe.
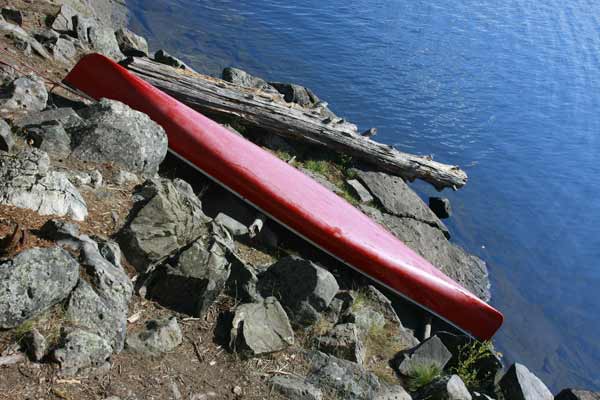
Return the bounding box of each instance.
[64,54,503,340]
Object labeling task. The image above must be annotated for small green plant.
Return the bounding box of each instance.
[451,340,495,391]
[304,159,329,175]
[13,319,34,343]
[406,363,442,392]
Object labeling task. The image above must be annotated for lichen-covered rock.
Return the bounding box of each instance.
[23,121,72,155]
[0,21,49,60]
[0,118,14,152]
[51,4,77,32]
[115,28,149,57]
[395,336,453,377]
[269,375,323,400]
[230,297,294,355]
[0,247,79,329]
[54,330,112,376]
[313,323,366,365]
[0,149,88,220]
[126,317,183,355]
[347,179,374,203]
[147,224,231,316]
[222,67,279,94]
[269,82,320,108]
[413,375,472,400]
[225,252,262,303]
[307,351,381,400]
[70,99,167,175]
[258,256,339,326]
[498,363,553,400]
[50,37,78,63]
[14,107,83,129]
[0,75,48,113]
[119,178,211,271]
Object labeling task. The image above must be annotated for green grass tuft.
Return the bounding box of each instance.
[406,363,442,392]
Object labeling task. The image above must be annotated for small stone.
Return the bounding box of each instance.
[270,375,323,400]
[313,323,366,365]
[429,197,452,219]
[24,121,72,155]
[413,375,471,400]
[126,317,183,355]
[222,67,278,94]
[232,386,243,396]
[498,363,553,400]
[25,328,47,361]
[154,49,195,72]
[0,119,14,152]
[90,170,103,188]
[346,179,374,203]
[114,170,139,185]
[215,212,249,236]
[53,330,112,376]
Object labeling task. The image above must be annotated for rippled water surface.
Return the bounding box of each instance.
[127,0,600,391]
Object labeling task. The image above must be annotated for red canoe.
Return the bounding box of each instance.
[64,54,503,340]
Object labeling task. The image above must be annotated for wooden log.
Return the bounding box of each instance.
[122,57,468,190]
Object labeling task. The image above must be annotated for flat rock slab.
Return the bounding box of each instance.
[307,351,381,400]
[313,323,366,365]
[258,255,339,326]
[126,317,183,355]
[71,99,167,175]
[347,179,374,203]
[14,107,83,129]
[396,336,452,377]
[230,297,294,355]
[0,247,79,329]
[353,169,448,237]
[54,330,112,376]
[499,363,553,400]
[269,375,323,400]
[0,149,88,221]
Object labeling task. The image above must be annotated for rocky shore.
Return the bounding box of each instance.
[0,1,597,399]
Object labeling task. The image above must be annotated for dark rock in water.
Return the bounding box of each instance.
[71,99,167,175]
[0,119,14,152]
[353,169,448,237]
[126,317,183,355]
[14,107,83,129]
[0,247,79,329]
[313,323,366,365]
[23,121,72,155]
[436,331,502,393]
[2,8,22,26]
[51,4,77,32]
[119,178,211,271]
[395,336,452,377]
[270,82,320,108]
[429,197,452,219]
[222,67,278,94]
[154,49,194,71]
[24,328,47,362]
[225,251,262,303]
[230,297,294,355]
[360,205,490,301]
[258,256,339,326]
[269,375,323,400]
[498,363,553,400]
[146,224,231,316]
[115,28,149,57]
[0,75,48,113]
[0,149,87,220]
[347,179,374,203]
[53,329,112,376]
[306,350,380,400]
[413,375,472,400]
[555,389,600,400]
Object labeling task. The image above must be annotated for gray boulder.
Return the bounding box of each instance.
[360,205,490,301]
[429,197,452,219]
[306,351,381,400]
[126,317,183,355]
[0,118,14,152]
[555,389,600,400]
[225,252,262,303]
[23,121,72,155]
[313,323,366,365]
[115,28,149,57]
[154,50,194,71]
[230,297,294,355]
[353,169,448,237]
[270,82,320,108]
[0,20,50,60]
[14,107,83,129]
[51,4,77,32]
[498,363,553,400]
[395,336,452,377]
[54,330,112,376]
[0,75,48,113]
[50,37,78,63]
[0,247,79,329]
[119,178,211,271]
[413,375,472,400]
[258,256,339,326]
[0,149,88,220]
[347,179,374,203]
[269,375,323,400]
[70,99,167,175]
[222,67,278,94]
[72,15,123,61]
[146,224,231,316]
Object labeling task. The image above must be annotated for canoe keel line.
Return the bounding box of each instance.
[64,54,503,340]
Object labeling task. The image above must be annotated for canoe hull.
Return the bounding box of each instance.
[64,54,503,340]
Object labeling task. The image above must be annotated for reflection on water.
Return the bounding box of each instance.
[127,0,600,391]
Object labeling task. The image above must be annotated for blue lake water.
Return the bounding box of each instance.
[127,0,600,392]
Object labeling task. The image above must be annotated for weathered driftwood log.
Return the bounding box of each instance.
[122,57,467,190]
